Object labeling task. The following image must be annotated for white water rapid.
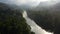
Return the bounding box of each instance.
[23,10,53,34]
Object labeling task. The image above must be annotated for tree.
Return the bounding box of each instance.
[0,3,35,34]
[27,9,60,34]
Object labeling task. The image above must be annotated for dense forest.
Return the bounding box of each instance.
[0,3,35,34]
[27,7,60,34]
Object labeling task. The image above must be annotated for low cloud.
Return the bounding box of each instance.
[0,0,60,7]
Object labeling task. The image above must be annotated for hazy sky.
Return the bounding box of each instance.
[0,0,60,7]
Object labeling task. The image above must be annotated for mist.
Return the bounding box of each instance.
[0,0,60,7]
[0,0,60,34]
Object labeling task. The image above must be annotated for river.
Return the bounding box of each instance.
[23,10,53,34]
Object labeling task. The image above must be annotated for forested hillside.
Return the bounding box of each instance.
[0,3,35,34]
[26,3,60,34]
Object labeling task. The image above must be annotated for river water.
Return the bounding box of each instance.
[23,10,53,34]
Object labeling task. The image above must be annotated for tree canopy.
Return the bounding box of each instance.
[0,3,35,34]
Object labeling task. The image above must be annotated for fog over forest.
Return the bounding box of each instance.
[0,0,60,34]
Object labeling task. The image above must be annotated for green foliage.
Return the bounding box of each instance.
[31,32,35,34]
[0,3,35,34]
[27,9,55,32]
[27,9,60,34]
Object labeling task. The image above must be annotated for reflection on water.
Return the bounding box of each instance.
[23,10,53,34]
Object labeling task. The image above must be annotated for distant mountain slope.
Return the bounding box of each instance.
[27,2,60,34]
